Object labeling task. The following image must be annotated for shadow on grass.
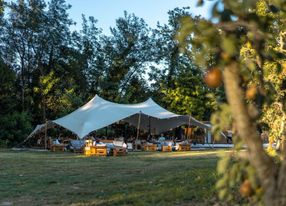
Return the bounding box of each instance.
[0,149,224,206]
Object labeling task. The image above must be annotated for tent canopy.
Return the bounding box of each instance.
[31,95,210,139]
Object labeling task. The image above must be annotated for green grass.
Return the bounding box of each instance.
[0,149,226,206]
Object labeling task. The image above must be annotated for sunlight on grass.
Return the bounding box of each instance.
[0,149,224,205]
[142,149,232,158]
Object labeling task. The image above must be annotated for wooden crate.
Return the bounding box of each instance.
[144,144,157,151]
[162,145,172,152]
[51,144,66,152]
[84,146,92,156]
[178,144,191,151]
[90,146,97,155]
[85,140,93,147]
[113,147,127,156]
[95,146,107,156]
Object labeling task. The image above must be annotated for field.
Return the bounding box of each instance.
[0,149,226,206]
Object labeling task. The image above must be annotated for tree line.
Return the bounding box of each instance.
[0,0,221,146]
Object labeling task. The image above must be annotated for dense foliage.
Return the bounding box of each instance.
[178,0,286,205]
[0,1,221,146]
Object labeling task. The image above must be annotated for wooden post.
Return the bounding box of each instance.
[148,116,151,137]
[136,112,142,140]
[44,119,48,150]
[187,115,191,140]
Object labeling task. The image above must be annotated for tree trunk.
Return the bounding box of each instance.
[222,63,286,205]
[42,98,46,123]
[20,57,25,111]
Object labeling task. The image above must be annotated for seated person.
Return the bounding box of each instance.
[158,134,166,142]
[69,140,85,152]
[127,142,133,151]
[37,138,42,146]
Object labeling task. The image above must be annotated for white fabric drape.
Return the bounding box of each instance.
[30,95,210,139]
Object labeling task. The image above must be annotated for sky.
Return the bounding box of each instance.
[65,0,215,34]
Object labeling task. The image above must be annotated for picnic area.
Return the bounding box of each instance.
[1,0,285,205]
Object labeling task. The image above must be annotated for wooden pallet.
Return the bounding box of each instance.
[84,146,91,156]
[90,146,97,155]
[95,146,107,156]
[113,147,127,156]
[50,144,66,152]
[162,145,172,152]
[144,144,157,151]
[178,144,191,151]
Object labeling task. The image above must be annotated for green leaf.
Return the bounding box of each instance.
[217,156,230,175]
[221,36,237,56]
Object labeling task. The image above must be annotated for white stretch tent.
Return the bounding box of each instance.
[30,95,210,139]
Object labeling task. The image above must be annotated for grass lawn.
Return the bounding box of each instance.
[0,149,227,206]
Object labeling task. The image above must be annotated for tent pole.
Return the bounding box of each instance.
[136,112,142,140]
[148,116,151,137]
[44,119,47,150]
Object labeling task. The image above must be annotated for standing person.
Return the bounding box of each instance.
[175,126,183,140]
[226,130,233,144]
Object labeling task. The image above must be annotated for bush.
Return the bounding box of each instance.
[0,111,32,147]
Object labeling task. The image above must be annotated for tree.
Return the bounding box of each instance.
[178,0,286,204]
[0,59,31,147]
[3,0,47,111]
[150,8,221,120]
[161,65,217,120]
[33,69,82,118]
[153,7,194,88]
[77,15,102,97]
[3,0,80,122]
[0,59,16,113]
[99,11,154,102]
